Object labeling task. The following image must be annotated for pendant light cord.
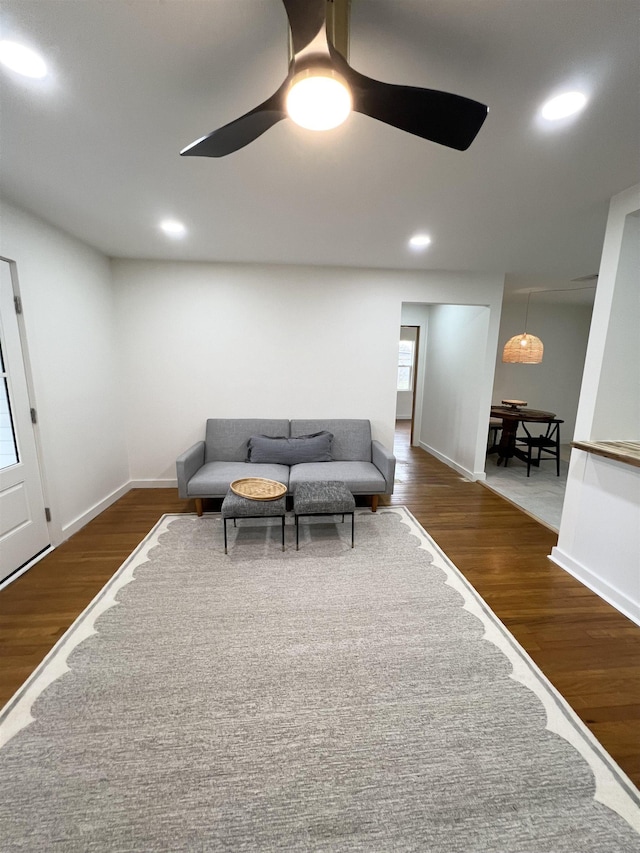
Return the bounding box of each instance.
[522,284,595,334]
[523,292,531,335]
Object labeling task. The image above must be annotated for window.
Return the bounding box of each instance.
[0,340,19,469]
[397,339,415,391]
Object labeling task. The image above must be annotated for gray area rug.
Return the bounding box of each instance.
[1,508,638,851]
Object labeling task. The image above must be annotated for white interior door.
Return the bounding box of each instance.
[0,260,50,582]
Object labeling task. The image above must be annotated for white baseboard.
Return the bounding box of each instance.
[46,480,179,548]
[0,546,54,591]
[129,479,177,488]
[419,442,484,482]
[550,546,640,626]
[60,482,131,542]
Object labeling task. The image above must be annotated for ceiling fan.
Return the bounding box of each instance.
[180,0,488,158]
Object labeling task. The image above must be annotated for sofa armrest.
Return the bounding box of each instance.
[371,440,396,494]
[176,441,205,499]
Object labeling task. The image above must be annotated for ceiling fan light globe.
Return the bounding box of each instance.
[286,70,352,131]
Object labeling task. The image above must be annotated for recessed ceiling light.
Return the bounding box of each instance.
[0,40,47,79]
[159,219,186,238]
[540,91,587,121]
[408,233,432,251]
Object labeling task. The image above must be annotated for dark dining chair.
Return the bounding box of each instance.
[487,417,502,451]
[515,418,564,476]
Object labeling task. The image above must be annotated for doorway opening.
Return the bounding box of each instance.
[396,325,419,444]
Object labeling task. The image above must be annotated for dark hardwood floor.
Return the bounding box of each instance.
[1,421,639,787]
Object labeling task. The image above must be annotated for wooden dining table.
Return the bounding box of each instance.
[489,405,556,466]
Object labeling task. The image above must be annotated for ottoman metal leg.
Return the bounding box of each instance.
[292,482,356,551]
[223,514,286,553]
[221,489,287,554]
[294,512,355,549]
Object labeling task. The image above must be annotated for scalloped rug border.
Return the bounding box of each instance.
[1,506,638,834]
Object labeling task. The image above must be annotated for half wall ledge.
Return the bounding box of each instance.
[571,441,640,469]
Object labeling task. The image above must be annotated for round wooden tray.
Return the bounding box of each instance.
[230,478,287,501]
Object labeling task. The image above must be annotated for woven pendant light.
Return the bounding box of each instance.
[502,332,544,363]
[502,292,544,364]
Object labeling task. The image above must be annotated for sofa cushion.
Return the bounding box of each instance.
[289,461,386,494]
[290,420,372,462]
[247,431,333,465]
[204,419,290,463]
[188,461,290,497]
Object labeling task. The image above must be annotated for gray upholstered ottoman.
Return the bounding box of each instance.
[293,481,355,550]
[221,490,287,554]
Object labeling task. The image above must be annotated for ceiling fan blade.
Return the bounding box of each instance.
[333,53,488,151]
[282,0,327,55]
[181,3,488,157]
[180,83,289,158]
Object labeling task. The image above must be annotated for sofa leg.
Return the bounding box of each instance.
[371,495,378,513]
[195,498,203,517]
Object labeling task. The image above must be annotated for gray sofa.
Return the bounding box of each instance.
[176,418,396,515]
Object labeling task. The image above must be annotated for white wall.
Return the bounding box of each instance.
[396,393,414,420]
[112,260,504,485]
[0,200,129,543]
[0,200,503,543]
[420,304,495,480]
[591,213,640,438]
[552,184,640,625]
[553,452,639,623]
[492,291,593,442]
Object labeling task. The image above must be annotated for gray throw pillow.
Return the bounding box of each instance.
[247,431,333,465]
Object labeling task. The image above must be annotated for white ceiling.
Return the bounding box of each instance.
[1,1,638,279]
